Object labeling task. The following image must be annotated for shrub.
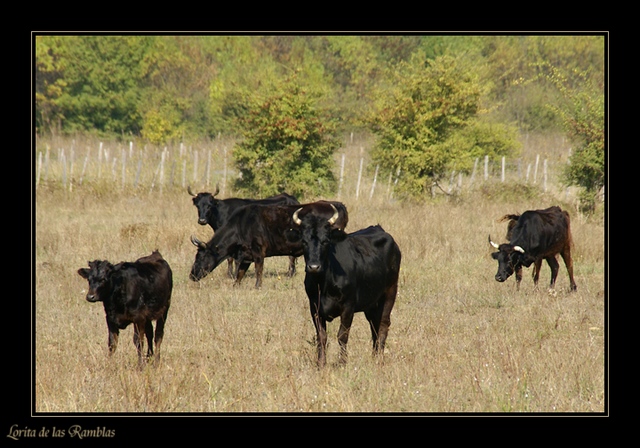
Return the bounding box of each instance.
[233,75,340,199]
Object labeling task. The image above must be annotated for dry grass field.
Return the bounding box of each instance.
[34,134,606,414]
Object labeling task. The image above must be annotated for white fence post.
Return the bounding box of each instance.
[484,155,489,181]
[369,164,379,200]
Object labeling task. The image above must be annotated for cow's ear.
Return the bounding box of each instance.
[491,252,499,260]
[77,268,90,279]
[330,228,347,243]
[284,228,301,243]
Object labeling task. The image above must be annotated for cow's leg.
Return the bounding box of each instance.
[254,257,264,289]
[546,255,560,289]
[377,283,397,354]
[532,259,543,289]
[144,320,154,359]
[366,285,397,356]
[133,321,146,366]
[106,321,119,356]
[315,315,328,368]
[306,283,327,368]
[234,260,251,285]
[287,256,296,277]
[226,258,235,279]
[154,310,168,362]
[337,311,354,365]
[560,245,577,291]
[515,266,523,291]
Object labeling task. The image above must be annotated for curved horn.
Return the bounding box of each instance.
[190,235,206,249]
[212,183,220,198]
[328,204,339,226]
[513,245,525,253]
[488,235,500,249]
[292,207,303,226]
[187,185,196,196]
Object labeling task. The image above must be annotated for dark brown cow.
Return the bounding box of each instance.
[489,206,577,291]
[190,201,348,288]
[78,250,173,366]
[188,185,299,278]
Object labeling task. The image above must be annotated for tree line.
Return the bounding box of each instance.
[35,34,605,207]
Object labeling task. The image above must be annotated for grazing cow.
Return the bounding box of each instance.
[190,201,348,289]
[77,250,173,366]
[286,205,401,367]
[489,206,577,291]
[188,185,299,278]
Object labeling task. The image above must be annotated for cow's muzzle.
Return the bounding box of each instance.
[306,263,322,273]
[85,293,99,302]
[198,218,208,225]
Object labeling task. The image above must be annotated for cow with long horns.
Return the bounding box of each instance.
[190,201,348,288]
[489,206,577,291]
[286,204,401,367]
[188,185,299,278]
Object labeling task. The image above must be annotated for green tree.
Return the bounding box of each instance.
[369,52,520,198]
[547,65,605,212]
[233,74,340,199]
[60,36,152,135]
[35,36,68,133]
[140,36,219,144]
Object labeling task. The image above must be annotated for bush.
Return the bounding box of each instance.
[233,75,340,199]
[369,53,520,199]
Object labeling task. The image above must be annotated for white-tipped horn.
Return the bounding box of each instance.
[488,235,500,249]
[328,204,339,225]
[513,245,525,253]
[292,207,303,226]
[190,235,206,249]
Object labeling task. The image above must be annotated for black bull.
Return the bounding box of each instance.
[286,207,401,367]
[489,206,577,291]
[189,201,348,288]
[188,185,299,278]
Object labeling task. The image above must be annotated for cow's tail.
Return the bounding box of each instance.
[498,213,520,241]
[564,210,574,248]
[498,213,520,223]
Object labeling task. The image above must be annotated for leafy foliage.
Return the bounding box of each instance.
[369,53,521,198]
[538,62,605,212]
[35,35,605,201]
[233,74,340,199]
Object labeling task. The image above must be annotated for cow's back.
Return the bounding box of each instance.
[511,207,570,255]
[120,251,172,313]
[330,226,401,308]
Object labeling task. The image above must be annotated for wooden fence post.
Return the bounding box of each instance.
[484,155,489,181]
[470,157,478,186]
[369,164,379,200]
[121,148,126,190]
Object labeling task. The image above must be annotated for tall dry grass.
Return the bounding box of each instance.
[34,132,605,414]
